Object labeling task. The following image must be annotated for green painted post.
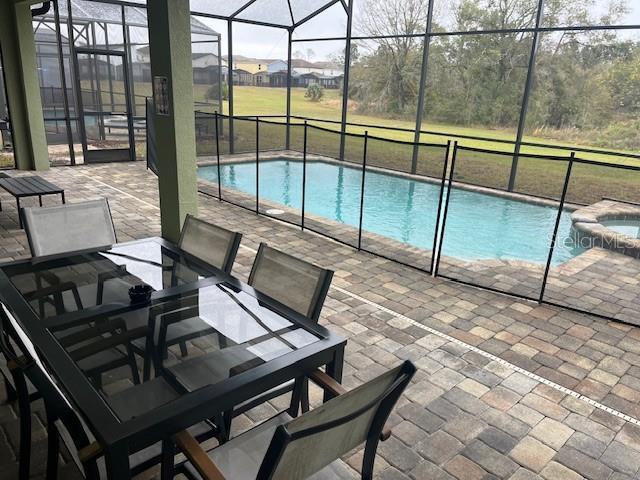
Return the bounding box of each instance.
[0,1,49,171]
[147,0,198,243]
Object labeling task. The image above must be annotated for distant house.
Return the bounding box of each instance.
[299,72,342,89]
[291,59,342,77]
[192,52,222,69]
[269,70,301,88]
[253,70,269,86]
[267,60,288,73]
[77,56,115,81]
[133,46,225,85]
[233,69,254,86]
[192,53,222,85]
[225,55,279,74]
[269,70,288,88]
[219,56,342,88]
[312,61,343,77]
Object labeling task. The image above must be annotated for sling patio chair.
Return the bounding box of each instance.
[131,215,243,380]
[217,243,333,439]
[0,323,40,480]
[21,198,123,315]
[0,302,215,480]
[21,198,140,387]
[171,360,416,479]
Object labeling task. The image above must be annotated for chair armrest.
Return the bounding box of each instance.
[77,441,103,463]
[308,369,347,396]
[174,430,226,480]
[6,356,27,371]
[308,369,393,442]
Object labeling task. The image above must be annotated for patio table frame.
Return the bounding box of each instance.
[0,236,346,480]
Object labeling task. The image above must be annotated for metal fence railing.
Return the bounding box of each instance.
[148,110,640,328]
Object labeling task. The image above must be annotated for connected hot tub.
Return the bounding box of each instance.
[571,200,640,258]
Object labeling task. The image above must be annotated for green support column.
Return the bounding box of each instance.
[147,0,197,242]
[0,1,49,171]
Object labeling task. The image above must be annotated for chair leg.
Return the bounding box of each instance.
[15,373,31,480]
[161,437,175,480]
[179,341,188,357]
[216,411,231,444]
[124,345,141,385]
[2,375,17,404]
[45,412,60,480]
[288,377,304,417]
[300,378,310,414]
[142,354,151,382]
[361,437,381,480]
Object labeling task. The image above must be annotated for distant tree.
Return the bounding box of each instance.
[350,0,428,115]
[293,49,316,61]
[348,0,638,150]
[305,83,324,102]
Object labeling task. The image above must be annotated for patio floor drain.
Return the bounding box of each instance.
[266,208,285,215]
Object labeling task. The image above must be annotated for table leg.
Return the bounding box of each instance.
[16,197,22,229]
[61,191,66,204]
[161,437,175,480]
[39,195,43,207]
[324,345,345,402]
[105,444,131,480]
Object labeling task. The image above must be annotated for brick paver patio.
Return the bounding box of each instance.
[1,162,640,479]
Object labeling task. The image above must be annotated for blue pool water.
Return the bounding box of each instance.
[198,160,581,264]
[602,219,640,239]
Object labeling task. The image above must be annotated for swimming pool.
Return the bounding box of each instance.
[198,159,581,264]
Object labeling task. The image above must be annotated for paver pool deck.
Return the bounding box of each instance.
[1,161,640,479]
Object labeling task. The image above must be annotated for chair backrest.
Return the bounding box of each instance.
[0,303,98,478]
[178,215,242,274]
[248,243,333,322]
[23,198,117,258]
[257,361,415,480]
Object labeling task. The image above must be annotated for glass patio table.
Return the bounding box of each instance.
[0,237,346,479]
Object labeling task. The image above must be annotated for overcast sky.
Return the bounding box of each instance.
[197,0,640,61]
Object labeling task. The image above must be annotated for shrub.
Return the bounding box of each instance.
[205,84,228,101]
[304,83,324,102]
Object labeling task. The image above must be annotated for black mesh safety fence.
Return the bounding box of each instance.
[543,159,640,325]
[301,124,365,248]
[435,145,572,301]
[359,136,450,272]
[192,114,640,328]
[257,122,304,227]
[257,119,287,153]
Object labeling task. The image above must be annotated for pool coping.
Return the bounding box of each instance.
[196,150,581,212]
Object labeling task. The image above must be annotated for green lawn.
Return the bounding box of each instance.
[224,86,640,167]
[90,81,638,165]
[81,81,640,204]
